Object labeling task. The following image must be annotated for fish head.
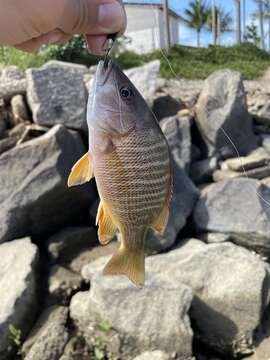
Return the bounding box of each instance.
[87,60,151,136]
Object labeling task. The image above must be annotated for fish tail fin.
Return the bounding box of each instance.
[103,227,145,287]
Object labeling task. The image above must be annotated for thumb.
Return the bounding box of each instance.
[59,0,126,36]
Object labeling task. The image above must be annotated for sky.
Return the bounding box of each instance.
[124,0,263,47]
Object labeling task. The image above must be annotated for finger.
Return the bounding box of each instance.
[86,35,109,55]
[14,30,71,53]
[60,0,126,36]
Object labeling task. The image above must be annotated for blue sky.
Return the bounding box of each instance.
[124,0,262,46]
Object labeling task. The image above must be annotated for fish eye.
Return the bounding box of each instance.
[120,86,133,100]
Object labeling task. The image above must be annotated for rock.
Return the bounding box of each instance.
[0,125,94,243]
[0,137,17,156]
[69,241,118,274]
[0,66,26,99]
[22,306,69,360]
[152,94,183,121]
[193,178,270,256]
[8,123,28,138]
[59,336,92,360]
[195,69,257,158]
[221,148,270,171]
[10,94,29,124]
[26,61,87,132]
[190,157,218,185]
[0,238,39,360]
[46,227,97,266]
[82,239,270,357]
[213,166,270,181]
[261,134,270,153]
[47,265,84,305]
[70,275,193,360]
[125,60,163,107]
[17,124,48,144]
[261,176,270,187]
[247,90,270,126]
[160,109,192,172]
[133,350,171,360]
[165,78,203,108]
[201,232,233,244]
[145,157,199,253]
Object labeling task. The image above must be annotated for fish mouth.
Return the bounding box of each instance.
[96,60,114,86]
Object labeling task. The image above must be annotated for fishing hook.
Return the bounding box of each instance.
[103,32,117,69]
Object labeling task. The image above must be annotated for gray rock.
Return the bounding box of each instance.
[26,61,87,131]
[160,109,192,172]
[221,148,270,172]
[125,60,162,107]
[195,69,257,158]
[152,94,184,121]
[59,336,92,360]
[0,125,93,243]
[22,306,69,360]
[82,239,270,357]
[70,275,193,360]
[0,66,26,99]
[213,165,270,181]
[133,351,171,360]
[201,232,233,244]
[0,238,39,360]
[47,265,84,304]
[190,157,218,185]
[10,95,29,124]
[46,227,98,266]
[8,123,28,138]
[247,90,270,126]
[193,178,270,255]
[145,157,199,253]
[0,137,17,156]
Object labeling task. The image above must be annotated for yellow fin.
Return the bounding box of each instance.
[68,152,93,187]
[103,227,146,287]
[96,201,117,245]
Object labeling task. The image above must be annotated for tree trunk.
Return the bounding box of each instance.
[163,0,171,49]
[197,30,200,47]
[236,0,241,45]
[217,12,221,45]
[258,0,265,49]
[269,0,270,51]
[211,0,216,45]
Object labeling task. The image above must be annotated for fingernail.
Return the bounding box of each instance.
[98,2,124,31]
[47,32,63,44]
[86,35,108,55]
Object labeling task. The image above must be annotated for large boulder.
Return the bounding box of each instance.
[0,238,39,360]
[26,61,88,132]
[0,66,26,99]
[133,351,171,360]
[70,275,193,360]
[160,110,192,172]
[22,306,69,360]
[82,239,270,357]
[195,69,257,158]
[193,178,270,256]
[0,125,94,243]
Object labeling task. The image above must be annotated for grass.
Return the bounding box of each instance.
[0,42,270,80]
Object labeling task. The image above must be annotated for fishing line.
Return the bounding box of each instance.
[148,0,270,215]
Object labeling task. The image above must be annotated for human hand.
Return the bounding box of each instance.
[0,0,126,54]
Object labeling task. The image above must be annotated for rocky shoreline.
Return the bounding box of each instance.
[1,60,270,359]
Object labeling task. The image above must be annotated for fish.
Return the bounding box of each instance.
[68,60,172,287]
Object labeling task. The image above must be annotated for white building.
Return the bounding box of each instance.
[123,1,180,54]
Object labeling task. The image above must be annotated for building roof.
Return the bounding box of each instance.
[123,1,181,19]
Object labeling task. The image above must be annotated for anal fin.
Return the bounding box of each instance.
[96,201,117,245]
[68,152,93,187]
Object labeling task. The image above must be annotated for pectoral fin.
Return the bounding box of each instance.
[68,152,93,187]
[96,201,117,245]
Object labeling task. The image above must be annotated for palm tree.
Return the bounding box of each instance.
[235,0,241,45]
[183,0,209,47]
[207,7,233,44]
